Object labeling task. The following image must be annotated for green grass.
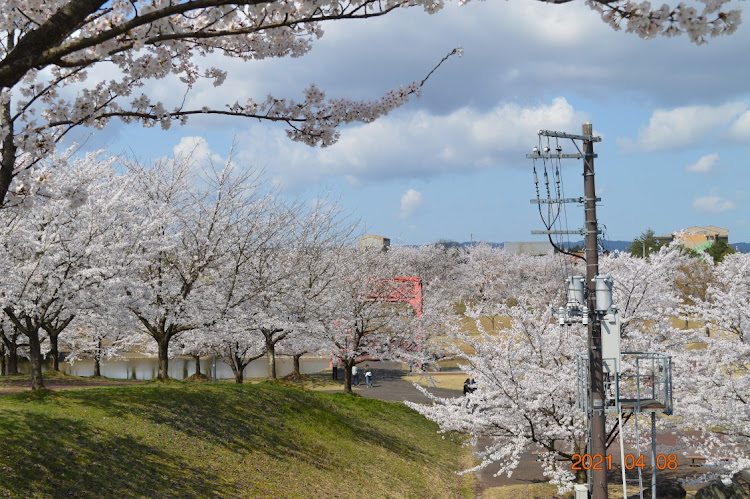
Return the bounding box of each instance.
[0,382,474,498]
[277,372,348,391]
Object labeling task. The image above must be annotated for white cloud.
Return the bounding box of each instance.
[173,136,223,165]
[399,189,423,219]
[686,153,719,174]
[692,192,736,213]
[237,97,588,190]
[729,109,750,141]
[617,103,746,152]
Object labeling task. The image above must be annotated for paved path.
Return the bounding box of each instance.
[344,361,461,402]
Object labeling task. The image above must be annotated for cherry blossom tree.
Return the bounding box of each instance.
[599,242,691,339]
[195,190,299,382]
[202,324,266,383]
[263,197,359,378]
[586,0,741,44]
[0,316,26,375]
[115,149,260,380]
[166,181,283,382]
[313,246,424,393]
[455,243,511,333]
[674,252,750,474]
[690,251,750,343]
[0,150,130,389]
[168,181,358,383]
[394,242,463,288]
[62,319,148,377]
[408,302,586,493]
[0,1,469,208]
[39,305,74,372]
[243,240,298,381]
[233,196,363,382]
[674,333,750,476]
[385,244,467,368]
[406,243,711,491]
[0,0,741,207]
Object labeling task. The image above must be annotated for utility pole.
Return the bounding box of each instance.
[527,123,607,498]
[583,122,607,499]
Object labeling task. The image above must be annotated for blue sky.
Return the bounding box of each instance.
[68,0,750,245]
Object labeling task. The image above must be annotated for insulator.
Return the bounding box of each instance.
[532,146,539,154]
[544,146,550,153]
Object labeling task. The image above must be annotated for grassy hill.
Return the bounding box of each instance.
[0,381,474,498]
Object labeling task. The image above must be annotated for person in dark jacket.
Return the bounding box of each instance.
[463,378,476,395]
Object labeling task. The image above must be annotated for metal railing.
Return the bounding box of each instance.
[577,351,672,415]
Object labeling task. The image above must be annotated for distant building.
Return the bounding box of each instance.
[359,234,390,250]
[657,225,729,251]
[504,241,555,256]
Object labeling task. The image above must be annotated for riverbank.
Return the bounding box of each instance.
[0,379,474,498]
[0,371,145,395]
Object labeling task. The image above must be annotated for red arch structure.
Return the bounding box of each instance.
[372,276,423,316]
[352,276,424,366]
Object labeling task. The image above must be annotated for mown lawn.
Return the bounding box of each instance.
[0,381,474,498]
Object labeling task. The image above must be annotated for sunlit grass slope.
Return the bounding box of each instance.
[0,382,473,498]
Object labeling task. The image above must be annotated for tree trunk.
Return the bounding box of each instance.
[27,329,45,390]
[42,315,74,372]
[49,332,60,371]
[292,351,305,377]
[7,345,18,375]
[574,441,587,484]
[265,334,276,380]
[157,338,170,380]
[343,358,353,394]
[230,355,244,384]
[194,355,201,376]
[0,89,16,206]
[0,327,20,375]
[4,310,44,389]
[0,344,5,376]
[93,338,102,377]
[132,314,189,382]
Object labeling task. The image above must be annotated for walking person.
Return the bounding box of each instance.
[331,358,338,380]
[364,364,373,388]
[352,364,359,386]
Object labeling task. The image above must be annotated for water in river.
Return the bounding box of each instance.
[18,356,330,380]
